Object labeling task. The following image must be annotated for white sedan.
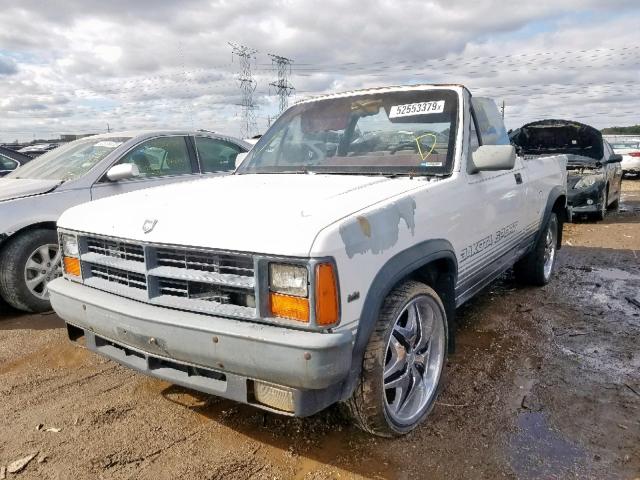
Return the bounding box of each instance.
[610,140,640,177]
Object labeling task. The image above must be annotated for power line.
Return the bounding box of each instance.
[229,42,258,138]
[268,54,295,114]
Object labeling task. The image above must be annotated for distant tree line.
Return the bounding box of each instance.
[601,125,640,135]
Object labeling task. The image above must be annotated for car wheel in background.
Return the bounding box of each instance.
[0,229,61,312]
[595,187,608,221]
[344,281,448,437]
[514,212,559,286]
[608,180,622,210]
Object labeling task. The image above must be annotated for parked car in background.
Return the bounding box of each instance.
[49,85,568,436]
[17,143,60,157]
[510,120,622,221]
[0,146,32,177]
[609,140,640,177]
[0,130,250,312]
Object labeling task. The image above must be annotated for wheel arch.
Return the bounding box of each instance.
[339,239,458,401]
[0,222,58,254]
[541,186,567,249]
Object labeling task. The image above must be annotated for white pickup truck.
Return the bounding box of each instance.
[49,85,568,437]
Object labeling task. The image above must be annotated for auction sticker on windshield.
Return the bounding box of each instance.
[389,100,445,118]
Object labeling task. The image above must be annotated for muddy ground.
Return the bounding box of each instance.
[1,181,639,480]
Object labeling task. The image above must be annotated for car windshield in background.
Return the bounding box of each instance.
[238,89,459,176]
[611,142,640,149]
[7,137,131,181]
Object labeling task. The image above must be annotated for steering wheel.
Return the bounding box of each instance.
[390,142,419,154]
[301,141,326,164]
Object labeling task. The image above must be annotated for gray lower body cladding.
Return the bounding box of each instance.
[48,278,353,416]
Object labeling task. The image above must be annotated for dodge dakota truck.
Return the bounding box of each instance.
[49,85,568,437]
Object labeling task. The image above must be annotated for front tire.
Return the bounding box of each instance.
[595,186,608,221]
[344,281,448,437]
[514,213,558,286]
[0,229,61,312]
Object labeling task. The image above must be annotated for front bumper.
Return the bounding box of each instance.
[567,184,605,219]
[48,278,353,416]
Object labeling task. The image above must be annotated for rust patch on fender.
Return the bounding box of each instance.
[339,197,416,258]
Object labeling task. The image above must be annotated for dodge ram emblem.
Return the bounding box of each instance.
[142,219,157,234]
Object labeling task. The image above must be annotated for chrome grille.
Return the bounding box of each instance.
[157,278,255,307]
[86,237,144,263]
[80,235,256,319]
[89,264,147,290]
[156,248,254,277]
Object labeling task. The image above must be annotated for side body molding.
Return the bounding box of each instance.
[339,238,457,400]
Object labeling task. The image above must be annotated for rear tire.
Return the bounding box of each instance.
[344,281,448,437]
[514,213,558,286]
[0,229,61,312]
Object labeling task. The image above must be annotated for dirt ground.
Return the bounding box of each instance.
[1,181,639,480]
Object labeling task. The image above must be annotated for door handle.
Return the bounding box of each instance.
[514,173,523,184]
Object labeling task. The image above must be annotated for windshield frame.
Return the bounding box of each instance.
[237,87,461,177]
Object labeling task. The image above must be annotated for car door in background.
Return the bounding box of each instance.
[192,136,246,174]
[91,135,198,200]
[603,140,622,204]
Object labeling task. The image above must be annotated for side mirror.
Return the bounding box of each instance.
[235,152,249,169]
[608,153,623,163]
[106,163,140,181]
[469,145,516,174]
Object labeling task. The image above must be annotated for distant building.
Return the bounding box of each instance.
[59,133,96,142]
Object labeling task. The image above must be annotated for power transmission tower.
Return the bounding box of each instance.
[268,54,295,114]
[229,42,258,138]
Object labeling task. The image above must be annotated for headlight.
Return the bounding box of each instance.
[268,262,339,327]
[60,232,81,278]
[269,263,308,297]
[573,174,600,189]
[61,233,79,257]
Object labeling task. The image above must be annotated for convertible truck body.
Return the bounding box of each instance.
[50,85,568,435]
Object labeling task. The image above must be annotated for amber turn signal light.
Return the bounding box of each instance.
[63,256,81,277]
[315,263,339,326]
[270,292,309,322]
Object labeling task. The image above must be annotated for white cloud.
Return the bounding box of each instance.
[0,0,638,141]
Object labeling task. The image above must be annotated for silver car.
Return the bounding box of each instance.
[0,130,250,312]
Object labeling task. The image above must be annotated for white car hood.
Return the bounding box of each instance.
[0,178,61,202]
[59,174,425,256]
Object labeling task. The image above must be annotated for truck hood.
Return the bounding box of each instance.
[0,178,61,202]
[58,174,426,256]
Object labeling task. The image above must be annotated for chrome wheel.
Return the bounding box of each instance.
[24,244,62,300]
[543,216,557,281]
[383,295,446,426]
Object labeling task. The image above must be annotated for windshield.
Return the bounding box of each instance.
[238,89,459,176]
[7,137,131,181]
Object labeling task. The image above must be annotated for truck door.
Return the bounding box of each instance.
[456,99,528,300]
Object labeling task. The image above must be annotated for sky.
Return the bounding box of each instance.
[0,0,639,142]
